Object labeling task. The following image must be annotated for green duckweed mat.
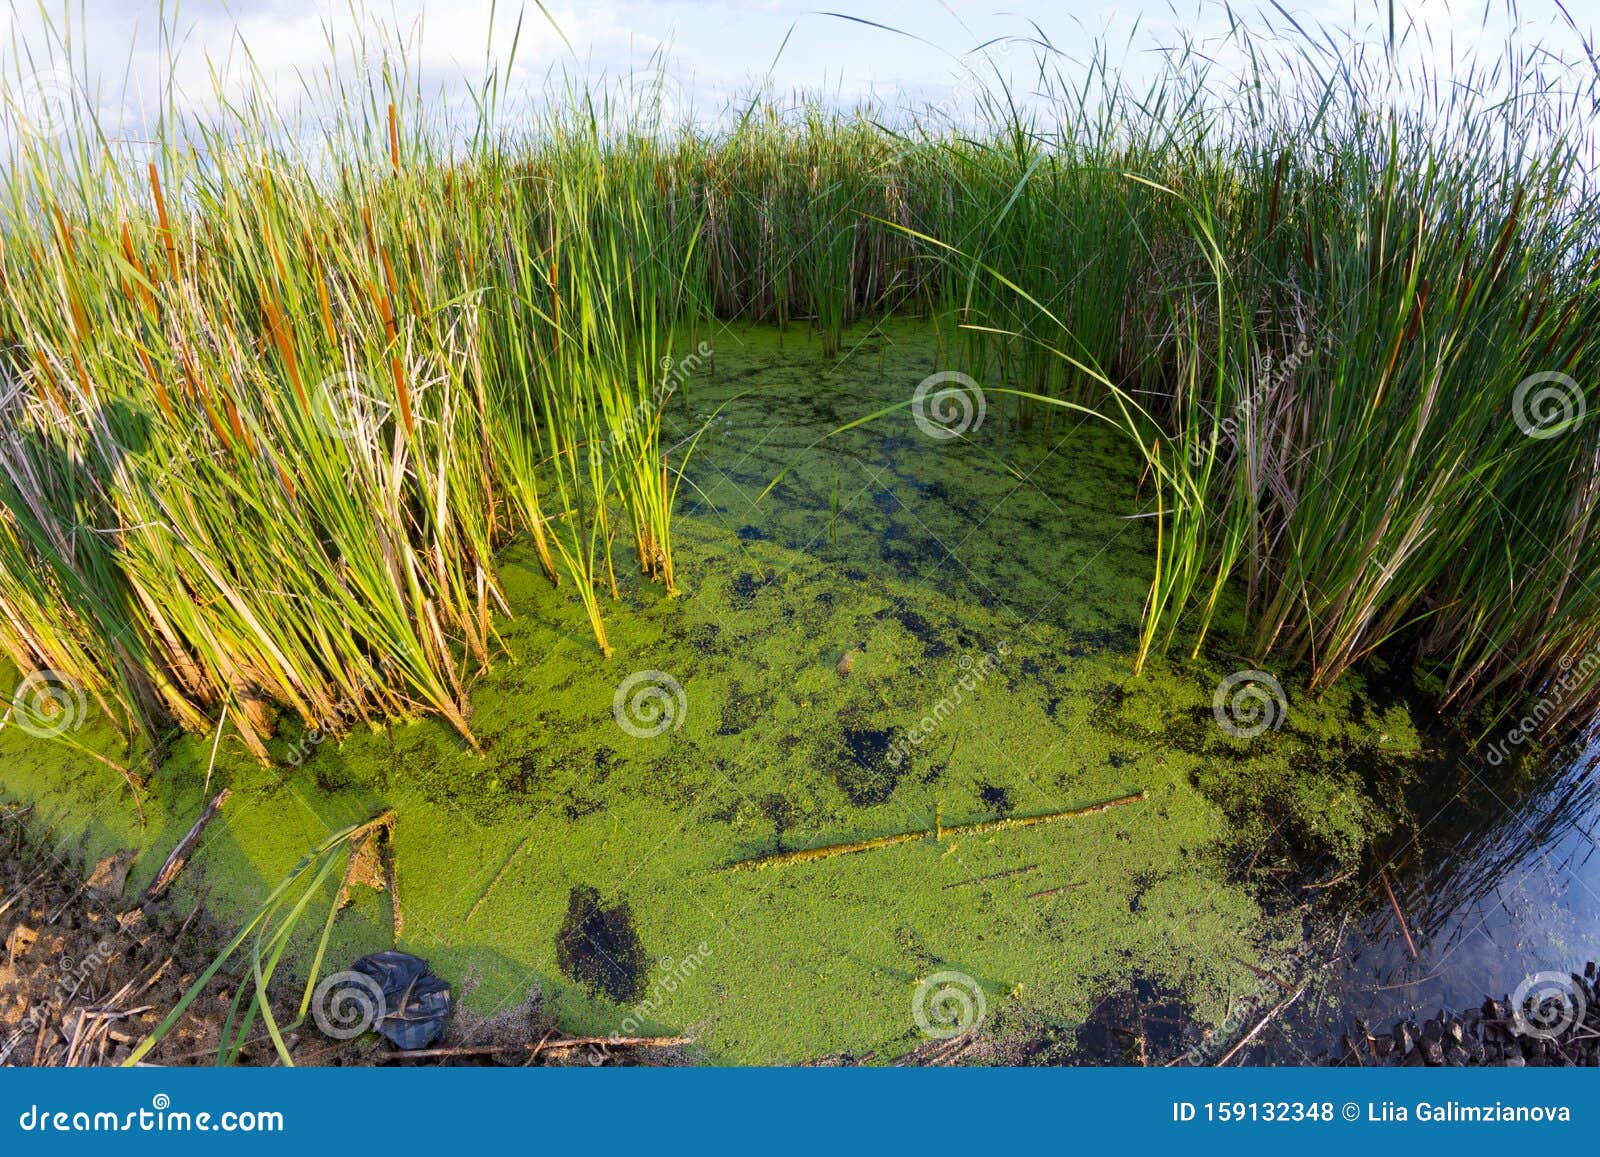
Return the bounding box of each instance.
[0,320,1426,1063]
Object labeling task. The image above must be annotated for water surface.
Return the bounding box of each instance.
[6,319,1585,1064]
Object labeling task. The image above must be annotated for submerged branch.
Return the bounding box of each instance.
[727,791,1147,871]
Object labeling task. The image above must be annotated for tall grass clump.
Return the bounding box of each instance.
[902,9,1600,737]
[0,26,693,758]
[1153,14,1600,737]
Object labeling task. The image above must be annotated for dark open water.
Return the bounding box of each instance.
[1262,737,1600,1062]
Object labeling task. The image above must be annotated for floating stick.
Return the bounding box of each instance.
[727,791,1146,872]
[467,835,531,922]
[941,864,1039,890]
[1213,986,1306,1067]
[1379,869,1419,959]
[141,788,230,905]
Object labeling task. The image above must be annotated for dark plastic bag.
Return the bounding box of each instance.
[351,951,452,1049]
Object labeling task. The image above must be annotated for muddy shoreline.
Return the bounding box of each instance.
[0,806,689,1067]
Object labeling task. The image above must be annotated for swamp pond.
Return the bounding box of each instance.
[2,320,1595,1064]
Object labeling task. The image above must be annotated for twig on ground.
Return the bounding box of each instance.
[142,789,231,905]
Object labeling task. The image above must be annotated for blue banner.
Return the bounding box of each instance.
[1,1068,1590,1154]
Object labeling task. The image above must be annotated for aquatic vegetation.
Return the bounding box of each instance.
[881,12,1600,737]
[126,811,397,1066]
[2,324,1420,1060]
[0,0,1595,784]
[0,44,699,754]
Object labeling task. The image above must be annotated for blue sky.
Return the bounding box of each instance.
[3,1,1595,134]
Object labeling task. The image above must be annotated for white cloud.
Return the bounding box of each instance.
[2,0,1592,139]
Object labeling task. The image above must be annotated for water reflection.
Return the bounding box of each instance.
[1270,738,1600,1061]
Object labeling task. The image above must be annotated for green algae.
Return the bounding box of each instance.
[0,320,1432,1063]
